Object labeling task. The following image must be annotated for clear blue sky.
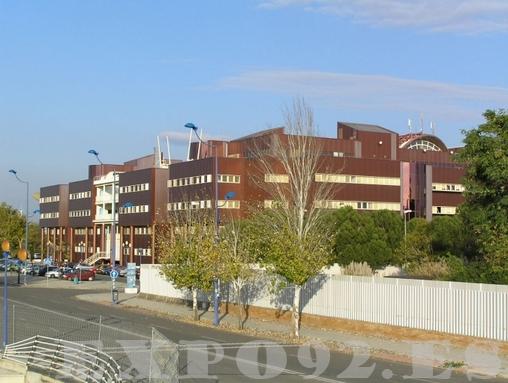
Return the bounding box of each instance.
[1,0,507,214]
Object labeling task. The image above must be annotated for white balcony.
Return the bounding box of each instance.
[94,213,118,223]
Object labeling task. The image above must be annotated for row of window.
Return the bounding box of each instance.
[432,183,464,192]
[167,199,241,211]
[315,173,400,186]
[168,200,212,211]
[264,174,289,183]
[134,248,151,256]
[43,227,66,235]
[41,212,59,219]
[315,200,400,211]
[432,206,457,215]
[168,174,212,188]
[121,227,152,235]
[69,210,91,218]
[218,174,241,183]
[40,195,60,203]
[119,205,150,214]
[69,191,91,200]
[168,174,241,188]
[120,183,150,194]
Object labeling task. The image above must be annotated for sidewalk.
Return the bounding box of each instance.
[76,290,508,379]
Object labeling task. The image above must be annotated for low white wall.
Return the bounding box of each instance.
[140,264,508,341]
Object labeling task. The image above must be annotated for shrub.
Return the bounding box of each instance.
[343,261,373,276]
[405,260,450,280]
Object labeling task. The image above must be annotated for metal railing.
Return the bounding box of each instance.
[82,252,108,266]
[3,335,122,383]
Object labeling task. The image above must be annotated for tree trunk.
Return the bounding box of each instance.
[292,285,302,338]
[236,281,243,330]
[192,288,198,321]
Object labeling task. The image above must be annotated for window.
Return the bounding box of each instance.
[431,183,464,193]
[40,212,59,219]
[315,173,400,186]
[119,204,149,214]
[168,199,212,211]
[218,200,240,209]
[218,174,241,183]
[432,206,457,215]
[134,227,152,235]
[69,209,91,218]
[40,195,60,204]
[120,183,150,194]
[316,200,399,211]
[168,174,213,188]
[134,248,151,256]
[69,191,91,200]
[264,174,289,183]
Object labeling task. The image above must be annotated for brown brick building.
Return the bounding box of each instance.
[39,122,464,264]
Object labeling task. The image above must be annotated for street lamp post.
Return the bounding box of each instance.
[403,209,413,261]
[185,123,222,326]
[88,150,118,304]
[8,170,29,257]
[2,240,10,348]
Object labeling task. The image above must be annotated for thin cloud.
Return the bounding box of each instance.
[219,69,508,121]
[259,0,508,33]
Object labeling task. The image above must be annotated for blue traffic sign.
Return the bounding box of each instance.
[110,270,119,279]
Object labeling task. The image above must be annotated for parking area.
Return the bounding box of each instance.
[18,273,128,290]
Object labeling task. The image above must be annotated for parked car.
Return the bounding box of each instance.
[45,266,62,278]
[62,269,95,281]
[118,267,127,277]
[74,264,97,274]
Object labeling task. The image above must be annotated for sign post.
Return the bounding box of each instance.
[125,263,137,294]
[110,269,119,304]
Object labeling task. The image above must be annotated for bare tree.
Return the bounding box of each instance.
[251,98,334,338]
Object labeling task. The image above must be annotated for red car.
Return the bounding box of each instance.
[63,269,96,281]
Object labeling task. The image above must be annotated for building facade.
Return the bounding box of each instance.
[39,121,465,264]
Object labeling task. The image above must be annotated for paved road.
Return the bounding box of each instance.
[1,280,506,382]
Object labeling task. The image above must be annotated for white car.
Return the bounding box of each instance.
[45,267,62,278]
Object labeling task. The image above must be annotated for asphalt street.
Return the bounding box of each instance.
[1,275,506,383]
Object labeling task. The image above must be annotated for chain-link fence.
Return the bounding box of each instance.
[149,328,179,383]
[1,299,180,382]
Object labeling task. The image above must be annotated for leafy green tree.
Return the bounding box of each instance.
[395,218,432,265]
[428,216,464,256]
[157,210,217,321]
[329,207,392,269]
[0,202,25,254]
[218,217,261,329]
[455,109,508,281]
[370,209,404,256]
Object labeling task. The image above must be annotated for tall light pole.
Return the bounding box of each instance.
[184,123,221,326]
[2,240,10,348]
[8,170,29,256]
[403,209,413,262]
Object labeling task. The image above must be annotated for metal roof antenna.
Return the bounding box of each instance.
[408,118,412,134]
[166,135,171,164]
[156,135,162,167]
[419,113,424,134]
[186,128,193,161]
[197,128,203,160]
[430,121,435,136]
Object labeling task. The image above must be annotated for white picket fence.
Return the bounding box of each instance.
[141,264,508,341]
